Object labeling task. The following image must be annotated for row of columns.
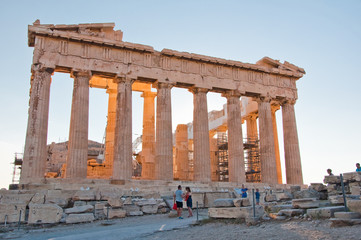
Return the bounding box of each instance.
[21,66,303,185]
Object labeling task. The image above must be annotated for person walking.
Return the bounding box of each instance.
[185,187,193,217]
[255,188,260,205]
[173,185,185,219]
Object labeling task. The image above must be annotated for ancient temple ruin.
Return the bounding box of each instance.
[21,20,305,186]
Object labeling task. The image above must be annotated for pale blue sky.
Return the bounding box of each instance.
[0,0,360,188]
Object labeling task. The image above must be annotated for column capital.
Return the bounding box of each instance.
[189,87,209,94]
[253,95,272,103]
[281,98,297,106]
[71,69,92,79]
[244,112,258,121]
[106,88,117,94]
[113,75,134,84]
[141,91,157,98]
[31,64,54,74]
[154,81,174,90]
[271,103,280,113]
[221,90,242,99]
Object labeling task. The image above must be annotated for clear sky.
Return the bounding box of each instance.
[0,0,360,189]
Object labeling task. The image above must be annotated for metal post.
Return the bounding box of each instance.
[196,201,199,222]
[18,210,22,230]
[340,174,348,212]
[252,189,256,218]
[4,215,7,227]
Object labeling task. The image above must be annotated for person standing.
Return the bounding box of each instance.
[173,185,185,219]
[356,163,361,172]
[185,187,193,217]
[241,184,248,198]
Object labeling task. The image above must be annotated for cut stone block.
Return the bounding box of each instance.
[292,198,319,209]
[0,193,34,205]
[213,199,235,208]
[28,204,63,224]
[209,206,264,219]
[343,172,361,182]
[73,190,96,201]
[74,201,86,207]
[348,200,361,214]
[45,190,71,207]
[141,205,158,214]
[107,198,124,208]
[29,193,45,205]
[351,186,361,195]
[276,192,293,201]
[103,208,126,219]
[0,203,26,223]
[135,199,157,206]
[307,206,345,218]
[205,192,232,208]
[279,209,304,217]
[323,175,341,184]
[270,204,293,213]
[294,189,320,199]
[98,188,124,201]
[310,183,327,192]
[65,204,94,214]
[66,213,95,224]
[334,211,361,219]
[265,194,277,202]
[191,192,205,208]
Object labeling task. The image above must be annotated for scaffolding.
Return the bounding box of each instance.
[12,153,23,184]
[216,134,261,183]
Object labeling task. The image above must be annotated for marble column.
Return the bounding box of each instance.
[155,82,173,180]
[191,87,211,182]
[174,124,189,180]
[282,99,303,184]
[271,104,282,184]
[112,77,133,180]
[66,70,91,179]
[141,91,157,179]
[21,66,54,184]
[246,113,258,142]
[104,89,117,175]
[224,91,246,183]
[256,96,278,184]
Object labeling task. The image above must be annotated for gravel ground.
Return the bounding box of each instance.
[143,219,361,240]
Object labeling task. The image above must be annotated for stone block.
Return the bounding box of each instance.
[135,199,157,206]
[66,213,95,224]
[343,172,361,182]
[205,192,232,208]
[265,194,277,202]
[142,192,161,199]
[348,200,361,214]
[65,205,94,214]
[97,187,124,200]
[28,204,63,224]
[73,190,96,201]
[141,205,158,214]
[213,199,235,208]
[276,192,293,201]
[95,202,107,210]
[241,198,251,207]
[349,182,361,187]
[334,211,361,219]
[0,193,34,205]
[310,183,327,192]
[103,208,126,219]
[0,203,26,223]
[123,197,132,205]
[294,188,320,199]
[292,198,319,209]
[290,186,301,194]
[45,190,71,208]
[351,186,361,195]
[74,201,86,207]
[123,204,142,216]
[29,193,45,205]
[191,192,205,208]
[307,206,345,218]
[209,206,264,219]
[270,204,293,213]
[107,198,124,208]
[324,175,341,184]
[279,209,304,217]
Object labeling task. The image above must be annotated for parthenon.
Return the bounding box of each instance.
[21,20,305,186]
